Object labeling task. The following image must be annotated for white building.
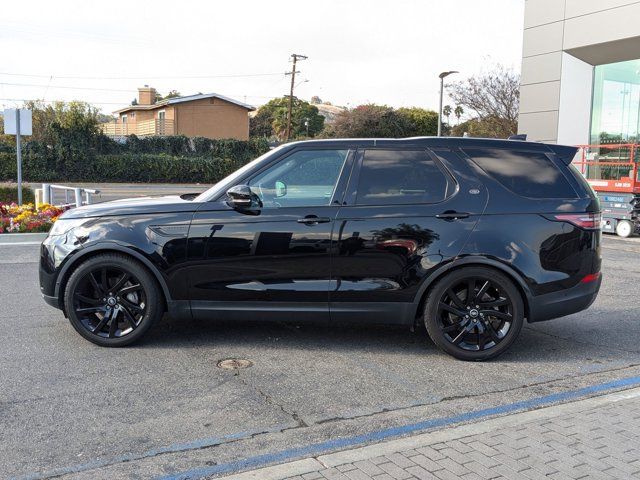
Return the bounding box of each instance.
[518,0,640,146]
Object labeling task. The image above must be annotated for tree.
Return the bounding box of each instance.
[447,65,519,138]
[328,105,439,138]
[249,96,324,140]
[396,107,439,136]
[442,105,452,126]
[327,104,412,138]
[454,106,464,124]
[156,90,181,101]
[310,95,322,104]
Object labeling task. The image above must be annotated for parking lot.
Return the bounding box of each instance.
[2,235,640,480]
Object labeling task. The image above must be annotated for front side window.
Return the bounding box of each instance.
[355,149,448,205]
[248,149,349,208]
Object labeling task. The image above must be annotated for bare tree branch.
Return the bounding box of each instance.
[447,65,520,138]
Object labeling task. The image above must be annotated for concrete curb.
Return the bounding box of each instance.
[0,232,47,245]
[216,387,640,480]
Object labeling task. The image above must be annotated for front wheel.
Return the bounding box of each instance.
[64,253,163,347]
[424,267,524,361]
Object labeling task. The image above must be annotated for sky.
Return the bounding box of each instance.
[0,0,525,115]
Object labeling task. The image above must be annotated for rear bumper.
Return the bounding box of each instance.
[528,274,602,323]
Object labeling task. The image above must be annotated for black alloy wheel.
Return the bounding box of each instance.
[64,254,163,346]
[424,267,524,361]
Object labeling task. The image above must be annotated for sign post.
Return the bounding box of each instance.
[2,108,33,205]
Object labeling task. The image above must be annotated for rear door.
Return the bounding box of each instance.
[329,147,488,323]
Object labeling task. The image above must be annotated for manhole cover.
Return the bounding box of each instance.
[217,358,253,370]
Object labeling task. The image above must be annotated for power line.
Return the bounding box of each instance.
[0,71,285,81]
[0,94,283,106]
[0,81,133,92]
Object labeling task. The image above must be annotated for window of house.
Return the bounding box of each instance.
[121,115,127,124]
[355,149,448,205]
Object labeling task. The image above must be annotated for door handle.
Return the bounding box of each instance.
[436,211,470,220]
[297,215,331,225]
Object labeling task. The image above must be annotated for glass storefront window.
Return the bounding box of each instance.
[590,59,640,145]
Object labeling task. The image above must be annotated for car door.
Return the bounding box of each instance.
[187,147,355,322]
[329,146,488,323]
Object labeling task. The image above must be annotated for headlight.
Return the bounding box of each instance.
[48,218,90,236]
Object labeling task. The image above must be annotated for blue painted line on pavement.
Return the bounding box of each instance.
[157,374,640,480]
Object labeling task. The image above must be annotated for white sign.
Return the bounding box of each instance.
[3,109,33,136]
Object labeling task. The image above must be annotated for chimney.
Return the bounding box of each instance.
[138,85,157,105]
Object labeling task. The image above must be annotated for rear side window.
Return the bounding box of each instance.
[356,149,448,205]
[464,148,576,198]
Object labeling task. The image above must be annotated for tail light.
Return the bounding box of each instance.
[549,213,601,230]
[581,272,601,284]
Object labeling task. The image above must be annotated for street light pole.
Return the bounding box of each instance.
[437,70,458,137]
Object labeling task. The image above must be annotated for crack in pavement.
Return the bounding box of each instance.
[234,371,309,428]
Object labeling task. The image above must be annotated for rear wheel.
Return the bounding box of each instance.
[64,254,163,347]
[616,220,633,238]
[424,267,524,361]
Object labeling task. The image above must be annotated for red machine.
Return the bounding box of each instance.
[572,144,640,237]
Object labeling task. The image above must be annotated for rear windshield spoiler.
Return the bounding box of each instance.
[547,145,579,165]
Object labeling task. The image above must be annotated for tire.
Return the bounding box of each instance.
[616,220,633,238]
[63,253,163,347]
[423,267,524,361]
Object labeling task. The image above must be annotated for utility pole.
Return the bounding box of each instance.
[285,53,307,141]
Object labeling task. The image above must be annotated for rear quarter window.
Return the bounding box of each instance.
[463,148,577,199]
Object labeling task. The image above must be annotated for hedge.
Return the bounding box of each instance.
[0,152,251,183]
[0,136,270,183]
[0,185,35,203]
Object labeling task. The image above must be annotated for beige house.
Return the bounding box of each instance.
[101,86,255,140]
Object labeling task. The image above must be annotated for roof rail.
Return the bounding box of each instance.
[508,134,527,141]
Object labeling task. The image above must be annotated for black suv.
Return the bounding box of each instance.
[39,138,602,360]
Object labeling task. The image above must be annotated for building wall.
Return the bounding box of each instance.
[112,98,250,139]
[174,98,250,140]
[518,0,640,144]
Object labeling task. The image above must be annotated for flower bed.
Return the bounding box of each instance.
[0,203,65,233]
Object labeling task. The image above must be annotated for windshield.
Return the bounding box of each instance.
[193,145,288,202]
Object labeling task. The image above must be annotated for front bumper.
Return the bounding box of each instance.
[39,233,83,309]
[528,274,602,323]
[42,293,61,309]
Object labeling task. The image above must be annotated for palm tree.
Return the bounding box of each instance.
[442,105,452,126]
[454,106,464,124]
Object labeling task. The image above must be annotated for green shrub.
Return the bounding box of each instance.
[0,184,35,203]
[0,136,270,184]
[0,152,250,184]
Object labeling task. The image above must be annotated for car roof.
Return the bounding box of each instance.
[284,137,562,153]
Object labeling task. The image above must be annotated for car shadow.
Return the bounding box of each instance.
[137,314,637,365]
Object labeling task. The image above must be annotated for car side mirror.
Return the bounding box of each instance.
[226,185,261,210]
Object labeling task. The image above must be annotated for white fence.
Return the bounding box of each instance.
[41,184,100,208]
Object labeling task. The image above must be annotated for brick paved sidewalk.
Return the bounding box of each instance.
[218,388,640,480]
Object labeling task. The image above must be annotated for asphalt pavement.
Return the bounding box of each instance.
[1,235,640,479]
